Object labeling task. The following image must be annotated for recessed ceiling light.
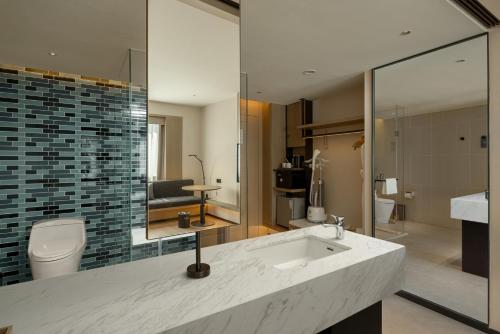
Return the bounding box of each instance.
[456,59,466,63]
[48,51,57,56]
[400,30,412,36]
[302,69,317,76]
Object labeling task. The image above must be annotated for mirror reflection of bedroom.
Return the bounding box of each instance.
[146,0,241,245]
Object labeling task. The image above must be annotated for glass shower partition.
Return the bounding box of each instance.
[128,48,152,261]
[374,105,406,240]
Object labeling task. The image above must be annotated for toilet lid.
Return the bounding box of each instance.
[31,240,78,262]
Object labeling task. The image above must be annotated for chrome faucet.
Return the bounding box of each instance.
[323,214,345,239]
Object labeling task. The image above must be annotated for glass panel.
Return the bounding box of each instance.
[373,35,488,322]
[374,106,406,240]
[0,1,147,285]
[146,0,241,246]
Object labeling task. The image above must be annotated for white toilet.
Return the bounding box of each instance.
[28,218,86,280]
[375,194,395,224]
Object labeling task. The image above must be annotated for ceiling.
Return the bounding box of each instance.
[0,0,146,82]
[479,0,500,20]
[241,0,485,105]
[148,0,240,106]
[0,0,490,109]
[375,35,488,118]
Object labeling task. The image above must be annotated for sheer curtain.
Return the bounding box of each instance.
[148,115,167,181]
[148,123,160,181]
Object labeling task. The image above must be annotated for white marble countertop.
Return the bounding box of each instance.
[0,226,405,334]
[451,192,488,224]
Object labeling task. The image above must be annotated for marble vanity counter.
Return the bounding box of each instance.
[451,192,488,224]
[0,226,405,334]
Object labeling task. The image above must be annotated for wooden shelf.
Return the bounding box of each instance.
[297,117,364,130]
[273,187,306,193]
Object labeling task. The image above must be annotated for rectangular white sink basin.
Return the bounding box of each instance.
[249,235,350,270]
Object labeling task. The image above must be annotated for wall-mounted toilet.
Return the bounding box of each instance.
[28,218,86,280]
[375,196,395,224]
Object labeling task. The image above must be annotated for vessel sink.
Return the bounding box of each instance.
[248,235,350,270]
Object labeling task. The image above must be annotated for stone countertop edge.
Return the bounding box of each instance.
[0,226,405,334]
[451,192,488,224]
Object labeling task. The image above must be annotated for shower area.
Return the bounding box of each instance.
[374,105,407,240]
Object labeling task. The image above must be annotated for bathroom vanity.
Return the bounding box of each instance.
[451,192,489,278]
[0,227,404,334]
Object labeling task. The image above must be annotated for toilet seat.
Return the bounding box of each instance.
[31,240,78,262]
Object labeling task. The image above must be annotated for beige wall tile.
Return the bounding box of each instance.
[470,153,488,189]
[471,118,488,155]
[455,121,471,154]
[379,106,488,229]
[431,123,457,155]
[409,154,431,185]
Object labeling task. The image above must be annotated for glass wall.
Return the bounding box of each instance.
[373,35,489,323]
[0,0,147,285]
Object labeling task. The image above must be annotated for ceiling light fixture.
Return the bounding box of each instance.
[302,69,317,76]
[48,51,57,56]
[400,30,412,36]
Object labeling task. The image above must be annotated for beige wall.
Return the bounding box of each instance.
[375,105,488,228]
[489,27,500,332]
[149,101,203,184]
[201,96,239,206]
[313,81,365,230]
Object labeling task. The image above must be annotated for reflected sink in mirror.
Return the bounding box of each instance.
[248,235,350,270]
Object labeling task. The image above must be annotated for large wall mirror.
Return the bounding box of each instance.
[146,0,242,245]
[373,35,489,323]
[0,0,146,285]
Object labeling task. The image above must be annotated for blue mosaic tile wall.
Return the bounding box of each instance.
[0,67,195,285]
[0,67,136,284]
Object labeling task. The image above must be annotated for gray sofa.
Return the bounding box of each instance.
[148,179,201,210]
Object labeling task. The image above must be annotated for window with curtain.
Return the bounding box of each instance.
[148,116,167,181]
[148,123,161,181]
[148,115,183,182]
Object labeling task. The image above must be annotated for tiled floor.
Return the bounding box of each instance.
[383,295,483,334]
[378,221,488,323]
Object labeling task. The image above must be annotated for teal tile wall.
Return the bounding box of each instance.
[0,67,195,286]
[0,68,135,284]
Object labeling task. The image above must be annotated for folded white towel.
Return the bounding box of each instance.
[382,178,398,195]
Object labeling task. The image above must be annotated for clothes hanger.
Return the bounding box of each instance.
[352,135,365,150]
